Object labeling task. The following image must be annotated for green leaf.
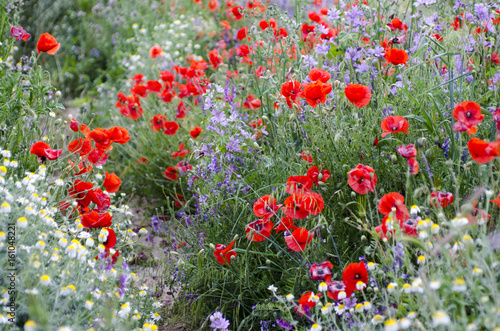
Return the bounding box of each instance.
[327,45,344,60]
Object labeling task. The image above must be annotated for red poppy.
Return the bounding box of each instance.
[307,166,330,185]
[70,118,90,134]
[374,216,395,240]
[176,101,187,119]
[150,114,167,132]
[347,164,377,194]
[81,210,113,228]
[378,192,409,222]
[190,126,203,139]
[30,141,62,162]
[295,291,320,315]
[253,195,281,220]
[246,219,273,242]
[36,33,60,55]
[275,217,298,234]
[87,148,109,166]
[402,218,418,237]
[208,49,223,69]
[214,240,237,265]
[326,281,352,301]
[308,68,331,83]
[281,80,302,108]
[149,45,163,59]
[68,180,94,204]
[237,27,248,40]
[87,128,112,150]
[385,49,409,65]
[342,261,368,292]
[467,138,497,163]
[432,33,444,42]
[396,144,417,158]
[88,188,110,212]
[308,11,322,22]
[109,127,131,145]
[285,227,314,252]
[300,193,325,215]
[283,194,309,219]
[175,161,192,174]
[103,172,121,193]
[452,101,484,135]
[310,261,334,281]
[164,121,180,135]
[171,143,189,160]
[243,95,261,109]
[381,116,409,137]
[146,80,162,93]
[68,138,92,156]
[231,6,244,20]
[163,167,179,180]
[102,228,117,250]
[301,151,313,163]
[490,194,500,208]
[407,157,419,174]
[300,80,332,108]
[387,17,407,31]
[344,84,371,108]
[430,191,454,207]
[286,176,313,194]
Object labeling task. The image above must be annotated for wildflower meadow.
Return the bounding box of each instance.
[1,0,500,330]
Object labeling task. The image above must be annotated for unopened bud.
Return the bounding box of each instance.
[391,154,397,162]
[289,113,296,121]
[261,115,269,122]
[232,234,239,241]
[55,91,62,98]
[266,259,272,266]
[253,142,259,148]
[198,249,205,255]
[334,80,341,88]
[54,119,62,126]
[417,137,425,148]
[351,191,356,198]
[230,255,236,261]
[209,243,215,250]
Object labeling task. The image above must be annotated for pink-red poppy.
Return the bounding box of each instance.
[30,141,62,162]
[310,261,334,281]
[381,116,409,137]
[378,192,410,222]
[467,137,497,164]
[164,121,180,135]
[163,167,179,180]
[253,195,281,220]
[326,281,352,301]
[285,227,314,252]
[407,157,419,174]
[68,138,92,156]
[286,176,313,194]
[275,217,297,234]
[300,80,332,108]
[306,166,330,185]
[149,45,163,59]
[452,101,484,135]
[36,33,60,55]
[344,84,371,108]
[342,261,368,292]
[430,191,454,207]
[81,210,113,228]
[246,219,273,242]
[347,164,377,194]
[214,240,237,265]
[397,144,417,158]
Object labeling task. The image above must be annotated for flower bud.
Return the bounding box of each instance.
[54,119,62,126]
[289,113,296,121]
[209,243,215,250]
[334,80,341,88]
[266,259,272,266]
[417,137,425,148]
[55,91,62,98]
[391,154,397,162]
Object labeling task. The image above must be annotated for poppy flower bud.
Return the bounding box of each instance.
[417,137,425,148]
[361,235,367,241]
[254,142,260,148]
[351,192,356,198]
[29,109,36,117]
[55,91,62,98]
[391,154,397,162]
[385,25,392,32]
[425,149,432,158]
[262,115,269,122]
[230,255,236,261]
[289,113,296,121]
[198,249,204,255]
[485,190,494,198]
[54,119,62,126]
[60,134,65,141]
[232,234,238,241]
[209,243,215,250]
[266,259,272,266]
[318,181,325,186]
[445,159,453,166]
[322,109,328,116]
[334,80,340,88]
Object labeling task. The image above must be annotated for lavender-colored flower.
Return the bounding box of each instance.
[345,47,362,62]
[209,311,230,330]
[276,318,293,330]
[316,43,330,55]
[475,3,491,20]
[366,46,385,58]
[414,0,436,6]
[328,8,341,20]
[302,55,318,69]
[423,13,439,26]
